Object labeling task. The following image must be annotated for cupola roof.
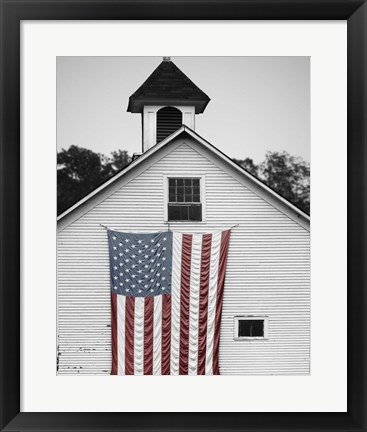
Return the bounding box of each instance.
[127,58,210,114]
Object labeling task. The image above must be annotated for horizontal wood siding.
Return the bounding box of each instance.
[57,139,310,375]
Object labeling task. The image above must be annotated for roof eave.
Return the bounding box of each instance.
[127,98,210,114]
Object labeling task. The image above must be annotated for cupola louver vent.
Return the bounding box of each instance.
[156,107,182,143]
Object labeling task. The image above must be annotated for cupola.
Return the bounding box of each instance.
[127,57,210,152]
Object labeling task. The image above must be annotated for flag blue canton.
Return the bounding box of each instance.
[108,230,173,297]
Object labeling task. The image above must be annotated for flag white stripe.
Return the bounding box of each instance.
[134,297,145,375]
[153,295,162,375]
[188,234,202,375]
[205,232,221,375]
[170,232,182,375]
[117,295,126,375]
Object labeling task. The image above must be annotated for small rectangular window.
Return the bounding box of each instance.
[238,320,264,337]
[234,316,268,340]
[168,178,202,222]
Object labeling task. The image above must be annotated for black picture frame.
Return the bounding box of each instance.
[1,1,366,431]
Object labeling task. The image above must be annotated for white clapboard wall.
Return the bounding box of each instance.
[57,138,310,375]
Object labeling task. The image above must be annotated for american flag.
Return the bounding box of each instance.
[108,229,231,375]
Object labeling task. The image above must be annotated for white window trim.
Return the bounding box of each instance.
[163,174,206,223]
[234,316,269,340]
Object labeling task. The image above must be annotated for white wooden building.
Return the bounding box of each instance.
[57,58,310,375]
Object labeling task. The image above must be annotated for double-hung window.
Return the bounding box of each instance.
[167,177,202,222]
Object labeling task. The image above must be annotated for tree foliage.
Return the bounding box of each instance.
[234,151,310,214]
[232,157,259,177]
[57,145,131,215]
[110,150,132,172]
[58,146,310,216]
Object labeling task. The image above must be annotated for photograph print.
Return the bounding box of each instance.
[57,56,310,375]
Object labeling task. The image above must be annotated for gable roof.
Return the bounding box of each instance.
[57,126,310,228]
[127,59,210,114]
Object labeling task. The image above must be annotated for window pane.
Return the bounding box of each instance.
[193,194,200,202]
[168,204,202,222]
[184,185,192,202]
[169,186,176,202]
[251,320,264,337]
[238,320,264,337]
[181,205,189,220]
[193,179,200,187]
[177,179,184,187]
[238,320,251,337]
[193,186,200,195]
[184,179,192,187]
[177,192,184,202]
[189,204,202,221]
[168,179,176,188]
[168,205,181,221]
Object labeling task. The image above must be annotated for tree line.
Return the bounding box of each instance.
[233,152,310,214]
[57,145,310,216]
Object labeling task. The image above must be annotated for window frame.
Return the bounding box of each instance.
[234,316,269,340]
[163,174,206,223]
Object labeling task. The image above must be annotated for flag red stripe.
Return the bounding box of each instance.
[125,296,135,375]
[161,294,172,375]
[213,230,231,375]
[179,234,192,375]
[143,296,154,375]
[197,234,212,375]
[111,293,118,375]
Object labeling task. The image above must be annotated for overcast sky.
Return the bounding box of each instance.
[57,56,310,164]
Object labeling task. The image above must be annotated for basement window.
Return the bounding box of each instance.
[234,316,268,340]
[167,177,202,222]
